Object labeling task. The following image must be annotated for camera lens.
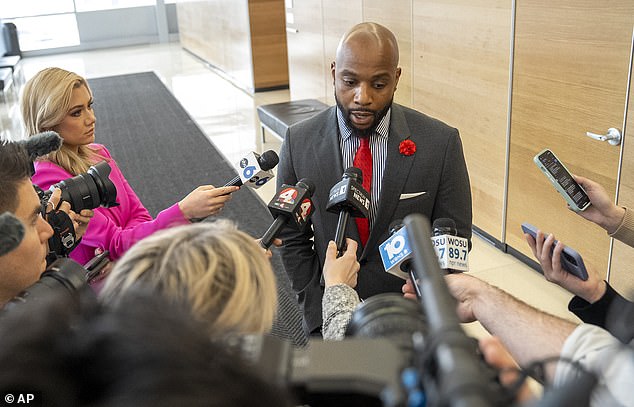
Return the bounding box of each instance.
[55,161,118,212]
[345,293,428,354]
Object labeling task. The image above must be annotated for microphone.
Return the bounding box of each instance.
[16,131,63,176]
[404,214,497,406]
[259,178,315,249]
[225,150,279,189]
[0,212,25,256]
[378,220,421,298]
[18,131,63,161]
[430,218,468,273]
[325,167,370,255]
[379,220,412,280]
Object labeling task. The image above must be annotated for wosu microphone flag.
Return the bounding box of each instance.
[430,218,468,272]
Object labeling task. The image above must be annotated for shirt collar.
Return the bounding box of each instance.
[337,106,391,142]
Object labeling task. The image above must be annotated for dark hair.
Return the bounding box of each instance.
[0,141,32,213]
[0,288,293,407]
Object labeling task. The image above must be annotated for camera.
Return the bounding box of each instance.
[36,161,118,259]
[3,258,97,313]
[228,294,437,406]
[41,160,119,213]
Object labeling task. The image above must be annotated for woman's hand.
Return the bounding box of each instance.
[323,239,360,288]
[524,230,605,303]
[178,185,240,220]
[573,175,625,233]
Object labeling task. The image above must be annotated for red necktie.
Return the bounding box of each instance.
[353,137,372,246]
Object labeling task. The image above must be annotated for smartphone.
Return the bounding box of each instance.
[533,149,591,212]
[84,250,110,283]
[521,223,588,281]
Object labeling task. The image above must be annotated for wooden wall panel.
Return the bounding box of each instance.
[285,0,327,101]
[610,61,634,299]
[177,0,288,93]
[363,0,413,106]
[249,0,289,89]
[412,0,512,241]
[506,1,633,271]
[322,0,363,104]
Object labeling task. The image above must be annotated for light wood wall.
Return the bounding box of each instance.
[177,0,288,92]
[282,0,634,289]
[412,1,512,241]
[506,1,632,272]
[610,69,634,299]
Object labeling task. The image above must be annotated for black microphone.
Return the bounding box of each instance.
[16,131,63,176]
[0,212,25,256]
[259,178,315,249]
[224,150,279,188]
[326,167,370,256]
[18,131,63,161]
[432,218,457,236]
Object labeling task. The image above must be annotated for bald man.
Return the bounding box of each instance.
[277,22,472,334]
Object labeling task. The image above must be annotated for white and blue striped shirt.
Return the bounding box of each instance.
[337,107,391,229]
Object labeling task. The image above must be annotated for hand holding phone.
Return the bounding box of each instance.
[521,223,588,281]
[533,149,591,212]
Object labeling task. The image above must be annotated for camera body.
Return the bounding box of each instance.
[35,160,119,259]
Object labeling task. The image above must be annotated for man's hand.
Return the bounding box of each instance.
[46,188,94,240]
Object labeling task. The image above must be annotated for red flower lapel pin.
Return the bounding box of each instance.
[399,139,416,156]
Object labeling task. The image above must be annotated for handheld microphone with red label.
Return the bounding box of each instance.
[430,218,468,272]
[225,150,279,189]
[326,167,370,256]
[259,178,315,249]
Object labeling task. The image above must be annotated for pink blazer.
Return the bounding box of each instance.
[33,144,188,265]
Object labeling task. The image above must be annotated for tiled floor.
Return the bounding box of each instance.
[0,42,580,338]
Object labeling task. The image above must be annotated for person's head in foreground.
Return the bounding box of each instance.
[100,220,278,336]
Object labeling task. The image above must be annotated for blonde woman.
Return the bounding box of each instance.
[100,220,277,335]
[24,67,239,266]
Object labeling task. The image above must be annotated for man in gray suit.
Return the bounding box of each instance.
[277,22,472,335]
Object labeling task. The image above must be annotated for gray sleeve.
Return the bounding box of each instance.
[322,284,361,341]
[555,324,633,406]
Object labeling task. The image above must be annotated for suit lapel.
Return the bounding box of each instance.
[362,104,415,257]
[309,108,353,240]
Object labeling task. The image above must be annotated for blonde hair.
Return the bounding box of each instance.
[21,67,103,175]
[100,220,278,336]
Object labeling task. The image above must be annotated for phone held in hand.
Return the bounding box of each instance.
[533,149,591,212]
[521,223,589,281]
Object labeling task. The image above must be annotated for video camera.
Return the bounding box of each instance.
[229,292,503,407]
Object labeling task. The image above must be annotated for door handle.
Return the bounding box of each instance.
[586,128,622,146]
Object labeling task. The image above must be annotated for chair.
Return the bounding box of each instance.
[256,99,329,143]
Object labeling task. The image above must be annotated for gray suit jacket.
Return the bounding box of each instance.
[277,103,472,334]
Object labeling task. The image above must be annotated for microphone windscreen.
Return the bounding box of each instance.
[297,178,315,196]
[432,218,457,236]
[0,212,25,256]
[258,150,279,171]
[343,166,363,184]
[18,131,62,160]
[388,219,403,235]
